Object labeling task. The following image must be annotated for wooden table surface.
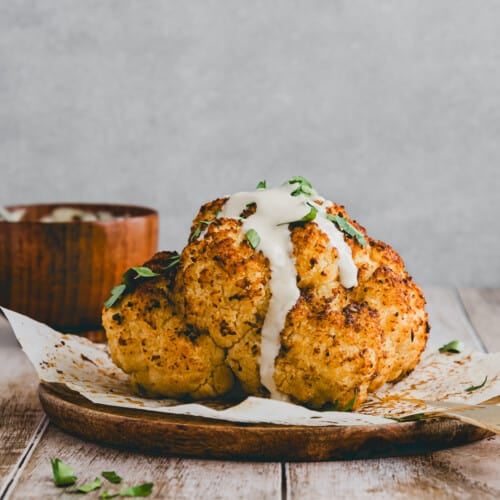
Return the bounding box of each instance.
[1,287,499,499]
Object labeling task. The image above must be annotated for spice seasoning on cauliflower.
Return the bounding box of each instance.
[103,178,429,410]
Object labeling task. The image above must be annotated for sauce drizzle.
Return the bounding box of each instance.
[219,183,358,399]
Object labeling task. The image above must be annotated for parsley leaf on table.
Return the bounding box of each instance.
[75,477,102,493]
[50,458,77,487]
[102,471,123,484]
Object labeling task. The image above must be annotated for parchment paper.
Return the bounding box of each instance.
[2,307,499,430]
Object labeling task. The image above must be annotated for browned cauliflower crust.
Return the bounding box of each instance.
[103,193,429,410]
[103,251,234,399]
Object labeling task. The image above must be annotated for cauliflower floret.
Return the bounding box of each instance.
[103,251,234,399]
[103,181,429,410]
[275,299,385,409]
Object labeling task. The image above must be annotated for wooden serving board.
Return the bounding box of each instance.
[38,384,493,461]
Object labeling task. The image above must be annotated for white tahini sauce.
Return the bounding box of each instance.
[311,210,358,288]
[218,183,359,400]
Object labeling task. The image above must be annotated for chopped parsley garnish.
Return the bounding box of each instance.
[51,458,77,487]
[300,204,318,222]
[256,180,267,189]
[438,340,464,354]
[278,203,318,226]
[117,483,154,497]
[75,478,102,493]
[102,471,123,484]
[164,253,181,269]
[101,483,154,498]
[245,229,261,249]
[288,176,314,197]
[326,214,367,247]
[49,460,152,497]
[104,284,128,309]
[128,266,160,278]
[465,375,488,392]
[100,492,118,499]
[190,219,217,242]
[104,266,161,308]
[189,224,202,241]
[343,395,356,412]
[389,413,426,423]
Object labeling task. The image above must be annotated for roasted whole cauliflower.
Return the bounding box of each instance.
[103,178,429,410]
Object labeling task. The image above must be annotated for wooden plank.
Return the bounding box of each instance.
[0,315,48,497]
[459,288,500,352]
[286,286,499,499]
[5,287,499,499]
[424,286,484,351]
[9,425,281,499]
[2,311,280,498]
[286,436,500,499]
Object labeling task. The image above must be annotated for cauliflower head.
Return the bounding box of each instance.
[103,178,429,410]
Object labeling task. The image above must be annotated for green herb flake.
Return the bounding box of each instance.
[75,477,102,493]
[190,219,217,242]
[288,176,314,197]
[465,375,488,392]
[256,180,267,189]
[292,184,313,196]
[164,254,180,269]
[118,482,154,497]
[51,458,77,487]
[245,229,261,249]
[130,267,160,278]
[104,266,162,309]
[438,340,464,354]
[326,214,367,247]
[100,491,119,499]
[389,413,426,423]
[189,225,202,242]
[301,204,318,222]
[288,175,313,188]
[102,471,123,484]
[104,284,127,309]
[343,395,356,412]
[277,202,318,226]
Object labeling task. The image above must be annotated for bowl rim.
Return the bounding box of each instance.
[1,202,158,224]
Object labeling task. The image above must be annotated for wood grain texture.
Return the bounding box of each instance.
[4,287,500,499]
[424,287,484,351]
[287,286,499,499]
[0,317,47,497]
[38,384,491,462]
[9,426,281,500]
[0,203,158,332]
[459,288,500,352]
[286,436,500,500]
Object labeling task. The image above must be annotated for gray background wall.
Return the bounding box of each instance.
[1,1,499,286]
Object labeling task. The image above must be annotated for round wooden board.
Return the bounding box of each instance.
[39,384,492,462]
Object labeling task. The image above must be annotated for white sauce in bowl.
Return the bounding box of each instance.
[40,207,116,222]
[218,182,359,399]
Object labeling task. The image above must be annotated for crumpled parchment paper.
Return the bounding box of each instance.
[2,307,499,430]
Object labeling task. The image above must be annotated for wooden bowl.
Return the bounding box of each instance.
[0,203,158,332]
